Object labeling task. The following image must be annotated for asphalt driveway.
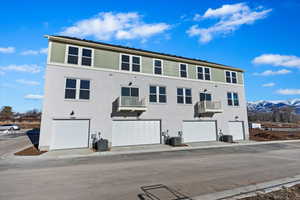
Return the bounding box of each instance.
[1,142,300,200]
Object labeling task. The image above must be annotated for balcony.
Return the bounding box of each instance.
[116,96,147,112]
[197,101,223,114]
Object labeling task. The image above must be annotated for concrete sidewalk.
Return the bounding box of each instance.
[17,139,299,160]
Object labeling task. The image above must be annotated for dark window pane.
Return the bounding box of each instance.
[121,87,130,96]
[185,97,192,104]
[228,99,233,106]
[232,77,237,83]
[205,74,210,80]
[200,93,205,101]
[159,95,166,103]
[226,71,231,76]
[180,64,186,70]
[66,79,76,88]
[68,46,78,55]
[234,100,239,106]
[149,95,157,102]
[80,80,90,89]
[122,55,130,62]
[159,87,166,94]
[132,56,140,64]
[226,77,231,83]
[177,88,183,95]
[180,71,187,77]
[154,67,162,74]
[79,90,90,100]
[227,92,232,99]
[198,73,204,80]
[206,94,212,101]
[121,63,130,70]
[185,89,191,96]
[205,68,210,73]
[150,86,156,94]
[65,89,76,99]
[67,55,78,64]
[155,60,161,66]
[82,57,91,66]
[177,96,184,103]
[232,72,237,77]
[131,88,139,97]
[132,64,140,72]
[197,67,203,73]
[82,49,91,57]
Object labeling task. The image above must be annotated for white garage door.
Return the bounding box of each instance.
[182,121,217,143]
[112,120,161,146]
[228,121,244,140]
[50,119,90,150]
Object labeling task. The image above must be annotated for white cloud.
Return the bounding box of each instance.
[60,12,170,41]
[0,47,15,53]
[24,94,43,100]
[276,89,300,95]
[262,82,275,87]
[253,69,291,76]
[0,64,41,73]
[21,48,48,55]
[16,79,40,86]
[0,71,4,76]
[187,3,272,43]
[253,54,300,69]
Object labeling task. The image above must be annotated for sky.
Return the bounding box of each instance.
[1,0,300,112]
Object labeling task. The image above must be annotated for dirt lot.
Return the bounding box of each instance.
[250,128,300,141]
[0,121,40,129]
[240,184,300,200]
[260,122,300,128]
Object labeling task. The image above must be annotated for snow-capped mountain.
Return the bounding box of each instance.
[247,99,300,114]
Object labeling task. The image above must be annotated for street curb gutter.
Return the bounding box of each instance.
[193,175,300,200]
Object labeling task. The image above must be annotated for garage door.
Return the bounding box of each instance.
[228,121,244,140]
[182,121,217,143]
[112,120,161,146]
[50,119,90,150]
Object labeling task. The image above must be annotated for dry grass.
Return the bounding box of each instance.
[14,146,47,156]
[250,128,300,141]
[0,121,40,129]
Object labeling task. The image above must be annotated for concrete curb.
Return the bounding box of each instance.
[193,174,300,200]
[9,139,300,161]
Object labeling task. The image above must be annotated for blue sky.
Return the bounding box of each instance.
[1,0,300,112]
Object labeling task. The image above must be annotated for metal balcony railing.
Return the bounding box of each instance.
[197,101,223,113]
[117,96,147,111]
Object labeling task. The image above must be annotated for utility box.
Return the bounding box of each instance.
[94,139,109,151]
[168,137,182,146]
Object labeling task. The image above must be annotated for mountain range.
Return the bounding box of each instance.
[247,99,300,114]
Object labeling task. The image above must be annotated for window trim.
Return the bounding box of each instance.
[149,85,167,104]
[64,77,91,101]
[227,92,239,107]
[119,53,142,72]
[179,63,188,78]
[65,45,94,67]
[197,66,211,81]
[225,70,238,84]
[152,59,164,75]
[199,92,212,101]
[177,87,192,104]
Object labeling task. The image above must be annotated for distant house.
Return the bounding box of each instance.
[39,35,249,151]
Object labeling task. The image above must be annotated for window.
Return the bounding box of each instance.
[67,46,93,66]
[65,78,90,100]
[121,87,139,97]
[67,46,79,65]
[197,66,211,80]
[225,71,237,84]
[200,93,212,101]
[120,54,141,72]
[177,88,192,104]
[149,86,167,103]
[81,48,92,66]
[180,64,187,78]
[153,59,163,75]
[227,92,239,106]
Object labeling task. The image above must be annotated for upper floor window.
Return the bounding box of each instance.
[200,93,212,101]
[197,66,211,80]
[121,87,139,97]
[120,54,141,72]
[149,85,167,103]
[65,78,90,100]
[67,46,93,66]
[179,64,187,78]
[225,71,237,84]
[153,59,163,75]
[177,88,192,104]
[227,92,239,106]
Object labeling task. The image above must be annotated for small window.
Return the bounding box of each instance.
[132,56,141,72]
[154,59,162,75]
[227,92,233,106]
[177,88,192,104]
[149,85,167,103]
[200,93,212,101]
[180,64,187,78]
[204,67,211,80]
[121,55,130,71]
[65,78,76,99]
[232,72,237,84]
[197,67,203,80]
[121,87,139,97]
[197,66,210,80]
[225,71,238,84]
[79,80,90,99]
[227,92,238,106]
[81,49,92,66]
[67,46,79,65]
[233,92,239,106]
[225,71,231,83]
